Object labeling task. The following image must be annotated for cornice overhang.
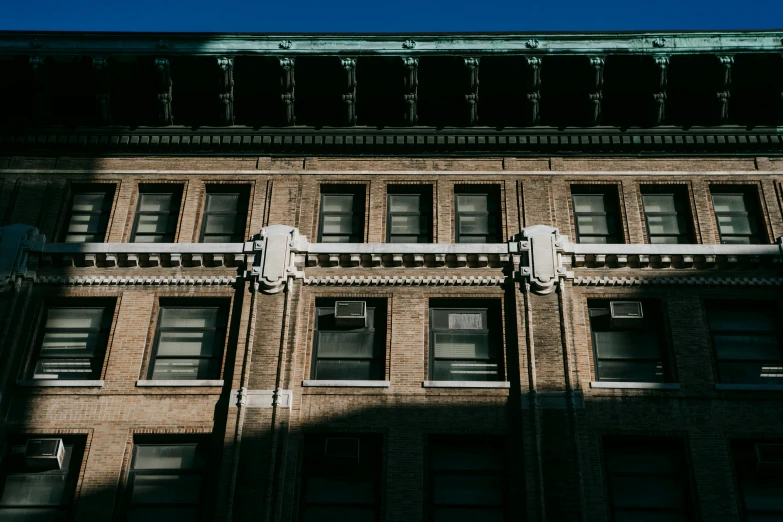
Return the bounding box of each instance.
[3,126,783,156]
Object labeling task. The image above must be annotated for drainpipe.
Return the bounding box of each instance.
[523,282,546,522]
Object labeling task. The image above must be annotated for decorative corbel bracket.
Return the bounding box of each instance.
[279,58,295,126]
[512,225,570,295]
[217,57,234,125]
[246,225,306,294]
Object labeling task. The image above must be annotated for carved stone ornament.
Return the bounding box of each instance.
[249,225,303,294]
[517,225,568,295]
[156,39,170,49]
[652,38,667,48]
[30,38,43,49]
[402,39,416,49]
[279,40,292,49]
[525,39,540,49]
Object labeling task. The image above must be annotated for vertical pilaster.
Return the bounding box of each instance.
[154,57,173,126]
[217,57,234,125]
[716,55,733,124]
[651,56,669,126]
[279,58,295,126]
[92,57,111,125]
[341,57,357,126]
[402,57,418,126]
[587,56,604,126]
[464,57,479,126]
[524,57,541,126]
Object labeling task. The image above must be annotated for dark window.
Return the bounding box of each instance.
[300,434,382,522]
[604,437,694,522]
[318,185,365,243]
[641,186,693,244]
[454,186,501,243]
[707,301,782,385]
[0,437,84,522]
[427,437,506,522]
[31,304,113,380]
[589,300,667,383]
[125,442,208,521]
[732,440,783,521]
[63,185,115,243]
[429,300,503,382]
[148,304,228,381]
[710,186,765,244]
[131,186,183,243]
[571,185,623,244]
[386,186,432,243]
[311,299,386,381]
[199,186,249,243]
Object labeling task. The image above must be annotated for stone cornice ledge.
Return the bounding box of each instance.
[589,381,681,390]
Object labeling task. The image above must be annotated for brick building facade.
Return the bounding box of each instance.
[0,31,782,522]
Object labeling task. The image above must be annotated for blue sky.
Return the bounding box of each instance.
[1,0,782,32]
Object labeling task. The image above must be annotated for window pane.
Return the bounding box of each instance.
[573,195,606,213]
[576,215,612,235]
[136,215,175,235]
[389,194,420,213]
[150,359,216,380]
[317,332,375,358]
[45,308,104,330]
[433,508,504,522]
[448,313,483,330]
[578,236,609,244]
[72,193,108,212]
[322,195,355,213]
[322,215,357,235]
[139,194,173,212]
[713,333,780,361]
[33,359,94,380]
[742,480,783,511]
[594,331,661,360]
[434,333,491,359]
[67,214,104,235]
[712,194,747,212]
[650,235,684,244]
[160,308,218,329]
[642,195,677,213]
[0,475,68,506]
[708,309,776,332]
[717,214,754,235]
[203,214,237,236]
[157,331,218,357]
[305,476,374,504]
[718,362,783,384]
[390,215,421,235]
[134,445,203,470]
[606,449,680,474]
[126,507,199,522]
[390,235,419,243]
[206,194,238,212]
[433,475,503,506]
[303,507,375,522]
[597,361,664,382]
[430,446,504,471]
[647,215,686,236]
[0,508,67,522]
[612,476,684,509]
[130,475,202,504]
[432,360,499,381]
[456,195,488,213]
[314,360,377,381]
[40,332,100,358]
[614,511,688,522]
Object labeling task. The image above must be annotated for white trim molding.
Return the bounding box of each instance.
[136,379,224,387]
[303,380,390,387]
[715,384,783,391]
[423,381,511,389]
[17,380,105,387]
[590,382,681,390]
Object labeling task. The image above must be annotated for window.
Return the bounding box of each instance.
[148,304,228,381]
[63,184,115,243]
[707,301,782,385]
[318,185,365,243]
[429,300,503,382]
[30,303,113,380]
[588,300,667,383]
[641,186,693,244]
[300,434,382,522]
[710,186,765,244]
[125,442,208,521]
[571,185,623,244]
[311,299,386,381]
[732,440,783,521]
[131,185,183,243]
[386,185,432,243]
[604,437,694,522]
[199,186,249,243]
[454,185,501,243]
[428,437,506,522]
[0,436,84,522]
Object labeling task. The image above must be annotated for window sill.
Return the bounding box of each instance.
[422,381,510,389]
[302,380,390,388]
[136,380,224,387]
[589,382,681,390]
[18,380,104,388]
[715,384,783,391]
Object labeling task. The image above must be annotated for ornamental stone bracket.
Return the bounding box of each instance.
[247,225,306,294]
[0,224,45,291]
[513,225,572,295]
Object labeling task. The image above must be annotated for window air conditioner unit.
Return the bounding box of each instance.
[25,438,65,470]
[610,301,644,329]
[324,437,360,467]
[755,443,783,477]
[334,301,367,328]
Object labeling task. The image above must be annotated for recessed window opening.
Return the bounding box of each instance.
[571,185,623,244]
[200,186,250,243]
[386,185,432,243]
[318,185,366,243]
[641,186,694,244]
[131,185,183,243]
[454,185,501,243]
[63,184,115,243]
[710,185,766,244]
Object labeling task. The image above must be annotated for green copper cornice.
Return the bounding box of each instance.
[0,31,782,56]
